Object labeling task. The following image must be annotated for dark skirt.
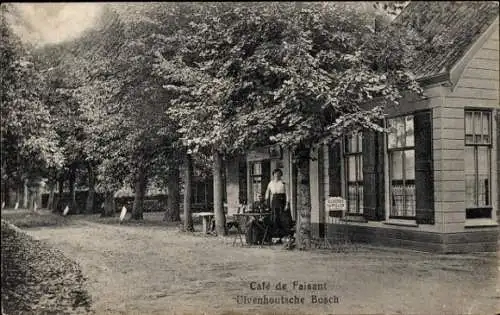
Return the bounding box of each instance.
[270,193,293,238]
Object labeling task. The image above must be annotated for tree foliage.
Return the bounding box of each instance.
[1,4,64,186]
[3,2,431,228]
[38,4,183,194]
[155,2,423,157]
[148,2,427,239]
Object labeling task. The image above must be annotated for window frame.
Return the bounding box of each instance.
[248,160,270,204]
[386,114,416,220]
[191,180,209,206]
[192,181,200,205]
[464,109,493,219]
[343,132,364,215]
[250,161,264,202]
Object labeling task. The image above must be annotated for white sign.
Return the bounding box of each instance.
[325,197,346,211]
[63,205,70,216]
[246,147,270,162]
[120,206,127,221]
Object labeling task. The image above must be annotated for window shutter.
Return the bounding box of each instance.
[363,125,385,221]
[414,111,434,224]
[363,130,378,220]
[238,158,247,204]
[261,161,271,199]
[328,143,342,196]
[497,111,500,223]
[376,128,385,220]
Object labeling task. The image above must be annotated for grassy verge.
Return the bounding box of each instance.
[1,220,92,314]
[1,209,70,228]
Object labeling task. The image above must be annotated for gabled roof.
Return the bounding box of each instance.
[393,1,499,80]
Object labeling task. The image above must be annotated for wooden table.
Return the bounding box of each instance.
[232,212,272,246]
[192,212,215,234]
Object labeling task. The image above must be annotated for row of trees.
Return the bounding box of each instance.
[1,4,64,212]
[2,2,428,248]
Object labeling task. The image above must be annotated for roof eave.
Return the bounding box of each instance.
[449,15,500,91]
[416,72,451,87]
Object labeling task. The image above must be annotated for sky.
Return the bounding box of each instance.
[7,2,405,47]
[8,3,104,46]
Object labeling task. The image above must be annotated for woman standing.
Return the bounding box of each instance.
[265,168,292,242]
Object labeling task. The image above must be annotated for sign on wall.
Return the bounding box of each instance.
[247,149,270,162]
[325,197,346,212]
[246,145,284,162]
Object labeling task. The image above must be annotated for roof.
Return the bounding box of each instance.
[393,1,499,80]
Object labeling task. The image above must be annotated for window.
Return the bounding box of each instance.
[344,132,363,214]
[251,162,263,202]
[192,180,209,205]
[387,115,416,218]
[465,110,492,219]
[249,161,270,204]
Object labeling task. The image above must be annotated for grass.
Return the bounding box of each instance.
[0,209,196,229]
[1,209,71,228]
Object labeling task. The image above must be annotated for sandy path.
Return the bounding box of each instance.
[24,220,499,315]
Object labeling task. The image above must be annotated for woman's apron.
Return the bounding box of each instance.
[270,193,290,237]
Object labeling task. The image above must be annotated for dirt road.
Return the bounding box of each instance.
[24,218,499,315]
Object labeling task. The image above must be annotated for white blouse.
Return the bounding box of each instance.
[265,180,287,200]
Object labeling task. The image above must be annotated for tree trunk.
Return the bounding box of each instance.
[85,164,96,214]
[213,151,226,236]
[69,165,78,214]
[164,166,181,222]
[27,182,36,212]
[131,166,147,220]
[22,179,28,208]
[101,192,115,217]
[183,154,194,232]
[7,186,15,208]
[55,177,64,213]
[295,151,311,250]
[36,181,42,210]
[5,181,12,208]
[27,178,42,212]
[47,182,55,210]
[1,178,8,209]
[14,180,22,209]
